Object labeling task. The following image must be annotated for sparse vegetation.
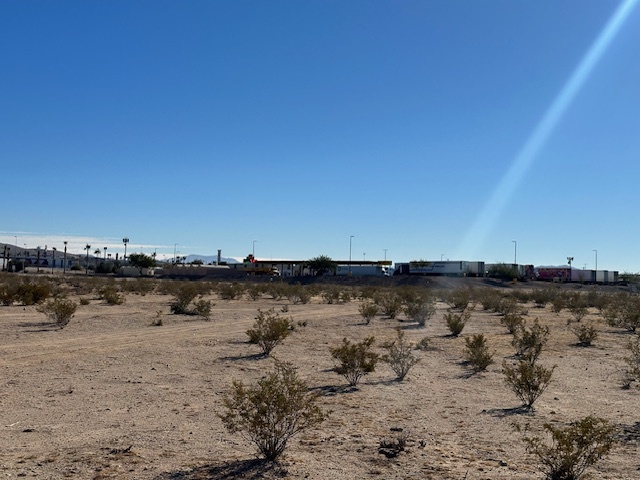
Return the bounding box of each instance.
[374,291,403,319]
[246,308,293,355]
[464,334,494,371]
[99,285,125,305]
[218,282,245,300]
[503,355,555,410]
[37,297,78,329]
[624,336,640,387]
[403,296,436,327]
[512,319,550,362]
[219,361,327,461]
[382,328,419,380]
[330,336,379,387]
[444,310,470,336]
[414,336,430,351]
[519,416,616,480]
[501,313,525,334]
[358,301,378,324]
[572,323,598,347]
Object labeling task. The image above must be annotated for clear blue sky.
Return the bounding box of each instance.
[2,1,640,270]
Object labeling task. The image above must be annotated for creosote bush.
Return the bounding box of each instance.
[503,355,555,410]
[625,336,640,387]
[501,313,525,335]
[99,285,125,305]
[572,323,598,347]
[330,336,379,387]
[403,296,436,327]
[444,310,470,336]
[382,328,419,381]
[218,282,245,300]
[512,319,550,363]
[414,336,430,351]
[193,299,213,320]
[358,301,379,324]
[37,297,78,329]
[374,291,403,319]
[518,415,616,480]
[219,361,327,461]
[246,308,293,355]
[464,334,494,372]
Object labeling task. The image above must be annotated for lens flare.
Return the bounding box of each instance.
[456,0,638,259]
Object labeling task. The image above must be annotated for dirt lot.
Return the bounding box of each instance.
[0,277,638,479]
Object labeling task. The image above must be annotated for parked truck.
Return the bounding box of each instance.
[335,265,389,276]
[394,261,470,276]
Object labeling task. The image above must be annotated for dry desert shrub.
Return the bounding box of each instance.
[403,296,436,327]
[0,279,52,306]
[503,354,555,410]
[99,285,125,305]
[414,336,430,351]
[512,319,550,362]
[219,361,327,461]
[121,278,157,295]
[474,287,504,312]
[571,323,598,347]
[444,309,471,336]
[625,336,640,387]
[518,416,616,480]
[246,283,266,301]
[501,312,525,334]
[464,334,494,372]
[443,287,473,311]
[358,301,379,324]
[246,308,293,356]
[531,287,557,308]
[374,291,403,319]
[37,297,78,329]
[601,293,640,332]
[217,282,245,300]
[285,284,312,305]
[381,328,419,381]
[330,336,379,387]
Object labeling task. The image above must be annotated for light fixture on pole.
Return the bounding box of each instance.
[122,238,129,261]
[349,235,354,275]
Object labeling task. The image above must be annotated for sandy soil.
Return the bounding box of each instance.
[0,280,638,479]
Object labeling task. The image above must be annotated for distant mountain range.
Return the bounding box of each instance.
[184,254,240,264]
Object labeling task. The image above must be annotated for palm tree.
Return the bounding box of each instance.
[85,244,91,274]
[94,248,101,269]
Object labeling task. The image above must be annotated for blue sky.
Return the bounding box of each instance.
[2,1,640,270]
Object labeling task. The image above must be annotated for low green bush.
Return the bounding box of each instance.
[246,308,293,355]
[330,336,379,387]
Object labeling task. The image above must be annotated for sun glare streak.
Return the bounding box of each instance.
[456,0,639,260]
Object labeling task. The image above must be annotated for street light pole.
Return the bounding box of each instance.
[63,241,68,274]
[384,249,388,261]
[349,235,354,275]
[593,249,598,271]
[122,238,129,261]
[512,240,517,265]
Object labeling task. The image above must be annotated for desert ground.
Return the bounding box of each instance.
[0,275,638,479]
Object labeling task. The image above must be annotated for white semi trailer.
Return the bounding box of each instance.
[335,265,390,276]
